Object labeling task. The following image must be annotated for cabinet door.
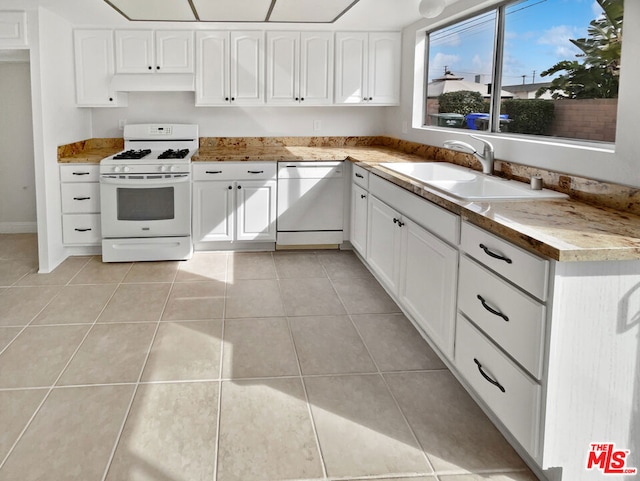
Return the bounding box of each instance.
[266,31,299,105]
[74,30,121,107]
[0,11,27,47]
[196,31,230,106]
[236,180,277,241]
[155,31,194,73]
[230,31,264,105]
[399,219,458,359]
[115,30,154,73]
[299,32,334,105]
[367,32,401,105]
[366,196,402,292]
[335,32,368,104]
[193,182,234,243]
[351,183,368,256]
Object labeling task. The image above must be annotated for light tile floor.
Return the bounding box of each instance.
[0,234,539,481]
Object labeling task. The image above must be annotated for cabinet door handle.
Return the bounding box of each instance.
[397,221,405,227]
[74,228,92,232]
[355,173,364,179]
[476,295,509,322]
[393,218,398,224]
[72,172,91,176]
[73,196,91,201]
[360,194,366,199]
[247,170,264,174]
[474,358,505,393]
[228,185,232,190]
[205,170,222,174]
[237,185,242,189]
[479,244,512,264]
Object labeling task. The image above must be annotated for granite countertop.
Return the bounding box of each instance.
[57,140,640,263]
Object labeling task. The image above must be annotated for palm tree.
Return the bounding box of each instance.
[536,0,623,99]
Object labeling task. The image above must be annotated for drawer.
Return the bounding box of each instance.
[458,256,545,379]
[352,164,369,189]
[62,214,101,245]
[455,315,541,457]
[460,221,548,301]
[278,161,344,179]
[370,174,460,245]
[61,183,100,214]
[193,162,277,181]
[60,164,100,182]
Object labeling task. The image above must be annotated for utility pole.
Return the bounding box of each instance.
[532,70,536,83]
[521,74,526,85]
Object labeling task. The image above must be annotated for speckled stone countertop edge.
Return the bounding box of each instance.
[57,139,640,263]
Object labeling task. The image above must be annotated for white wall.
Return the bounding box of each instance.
[387,0,640,187]
[31,7,92,271]
[0,60,36,232]
[91,92,388,138]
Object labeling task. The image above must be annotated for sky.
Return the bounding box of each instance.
[428,0,604,87]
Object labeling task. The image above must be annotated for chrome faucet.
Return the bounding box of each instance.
[443,135,495,175]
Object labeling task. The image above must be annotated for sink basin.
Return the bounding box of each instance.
[379,162,568,201]
[426,176,569,201]
[380,162,477,182]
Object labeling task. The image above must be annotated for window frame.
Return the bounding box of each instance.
[419,0,619,147]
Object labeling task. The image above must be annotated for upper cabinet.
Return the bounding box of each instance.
[74,30,127,107]
[335,32,401,105]
[115,30,194,74]
[0,11,27,47]
[266,31,334,106]
[196,31,264,106]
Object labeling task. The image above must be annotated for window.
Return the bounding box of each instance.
[424,0,623,143]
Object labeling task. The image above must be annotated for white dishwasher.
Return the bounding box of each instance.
[277,161,344,246]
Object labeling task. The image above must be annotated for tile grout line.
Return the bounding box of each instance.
[322,255,438,478]
[213,252,230,481]
[99,259,172,481]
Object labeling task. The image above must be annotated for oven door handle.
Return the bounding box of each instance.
[100,175,190,186]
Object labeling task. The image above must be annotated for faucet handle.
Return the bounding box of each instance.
[469,135,494,152]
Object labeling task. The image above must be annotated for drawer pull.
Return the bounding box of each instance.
[73,196,91,201]
[72,172,91,176]
[74,228,92,232]
[474,358,506,393]
[477,295,509,322]
[247,170,264,174]
[355,172,364,179]
[479,243,512,264]
[205,170,222,174]
[360,194,366,199]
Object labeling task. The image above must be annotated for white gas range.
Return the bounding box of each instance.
[99,123,198,263]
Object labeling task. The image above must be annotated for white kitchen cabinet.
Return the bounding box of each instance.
[115,30,194,74]
[366,189,458,358]
[59,164,102,245]
[266,31,333,105]
[196,31,264,106]
[192,163,276,247]
[335,32,400,105]
[73,30,127,107]
[350,183,368,256]
[0,11,27,47]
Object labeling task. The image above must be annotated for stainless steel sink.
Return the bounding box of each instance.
[379,162,568,202]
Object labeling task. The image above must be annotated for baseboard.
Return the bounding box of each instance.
[0,222,37,234]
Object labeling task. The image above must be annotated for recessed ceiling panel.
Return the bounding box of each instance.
[106,0,196,21]
[192,0,274,22]
[268,0,359,23]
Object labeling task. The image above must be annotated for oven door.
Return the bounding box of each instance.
[100,174,191,238]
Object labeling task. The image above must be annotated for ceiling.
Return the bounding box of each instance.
[39,0,424,30]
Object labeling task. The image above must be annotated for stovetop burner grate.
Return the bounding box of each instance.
[158,149,190,159]
[113,149,152,160]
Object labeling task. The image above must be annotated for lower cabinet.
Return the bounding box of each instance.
[350,183,369,256]
[366,193,458,359]
[60,164,102,245]
[192,163,277,248]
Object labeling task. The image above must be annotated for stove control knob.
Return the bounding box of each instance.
[170,165,179,172]
[123,166,131,173]
[113,166,121,173]
[159,165,168,173]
